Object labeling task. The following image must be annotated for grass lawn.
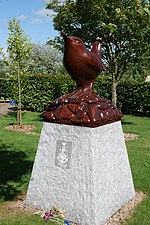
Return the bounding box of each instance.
[0,111,149,225]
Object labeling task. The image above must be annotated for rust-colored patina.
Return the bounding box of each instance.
[42,33,123,127]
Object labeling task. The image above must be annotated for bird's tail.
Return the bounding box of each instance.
[92,41,106,71]
[91,41,102,57]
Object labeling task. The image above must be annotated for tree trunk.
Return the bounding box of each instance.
[17,62,22,126]
[111,73,118,107]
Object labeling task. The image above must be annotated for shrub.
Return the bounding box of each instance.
[4,74,76,112]
[0,78,14,101]
[0,74,149,115]
[26,44,63,75]
[93,76,112,100]
[117,81,150,115]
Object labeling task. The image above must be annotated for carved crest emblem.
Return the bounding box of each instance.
[55,140,72,169]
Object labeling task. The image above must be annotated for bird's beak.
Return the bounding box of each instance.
[61,32,72,42]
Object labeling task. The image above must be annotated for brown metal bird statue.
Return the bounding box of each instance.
[42,33,123,127]
[62,32,105,92]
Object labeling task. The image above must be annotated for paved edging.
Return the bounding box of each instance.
[0,103,12,115]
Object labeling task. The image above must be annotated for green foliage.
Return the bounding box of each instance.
[94,77,150,116]
[0,74,75,112]
[93,76,112,100]
[0,60,7,78]
[7,18,32,74]
[0,78,13,100]
[0,50,10,78]
[26,43,63,75]
[0,74,149,115]
[6,17,32,125]
[117,81,150,115]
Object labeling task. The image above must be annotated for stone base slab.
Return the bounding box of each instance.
[26,121,135,225]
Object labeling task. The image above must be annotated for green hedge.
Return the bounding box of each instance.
[0,78,14,101]
[0,75,76,111]
[0,75,149,115]
[117,80,150,115]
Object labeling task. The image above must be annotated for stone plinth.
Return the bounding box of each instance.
[26,121,135,225]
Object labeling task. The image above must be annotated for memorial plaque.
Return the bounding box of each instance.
[55,140,72,169]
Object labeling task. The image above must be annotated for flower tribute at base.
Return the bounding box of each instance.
[43,208,78,225]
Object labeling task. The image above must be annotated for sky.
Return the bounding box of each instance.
[0,0,58,50]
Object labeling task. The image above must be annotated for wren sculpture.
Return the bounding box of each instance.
[42,33,123,127]
[62,32,105,91]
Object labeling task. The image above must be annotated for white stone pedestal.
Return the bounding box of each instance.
[26,121,135,225]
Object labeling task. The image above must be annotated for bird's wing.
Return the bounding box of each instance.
[81,50,105,72]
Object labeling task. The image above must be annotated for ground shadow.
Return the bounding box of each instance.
[8,106,18,111]
[4,111,25,124]
[5,111,43,123]
[5,111,25,119]
[121,118,135,125]
[31,114,43,122]
[0,142,33,202]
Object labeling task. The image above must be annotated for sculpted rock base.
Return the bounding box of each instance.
[42,89,123,127]
[26,121,135,225]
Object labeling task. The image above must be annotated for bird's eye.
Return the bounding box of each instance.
[75,40,80,44]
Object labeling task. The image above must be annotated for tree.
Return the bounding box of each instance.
[26,43,63,75]
[0,48,10,78]
[0,48,4,78]
[0,59,8,78]
[46,0,150,106]
[0,47,2,56]
[7,18,32,125]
